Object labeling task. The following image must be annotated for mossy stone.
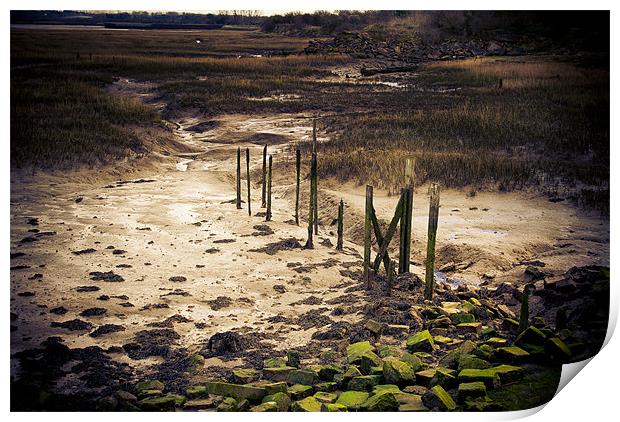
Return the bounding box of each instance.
[263,357,287,368]
[545,337,572,361]
[262,392,291,411]
[206,382,267,401]
[457,354,491,371]
[415,368,455,387]
[136,380,164,393]
[372,384,402,395]
[515,326,547,347]
[315,381,337,392]
[288,384,314,400]
[473,344,496,361]
[457,382,487,402]
[429,368,457,389]
[321,403,348,412]
[457,368,500,389]
[335,391,369,410]
[361,391,400,411]
[378,345,402,358]
[314,391,338,404]
[97,396,118,411]
[456,322,482,334]
[233,368,260,384]
[217,397,238,412]
[451,313,476,324]
[406,330,435,352]
[422,385,456,411]
[383,357,415,385]
[346,341,375,364]
[139,395,177,411]
[359,351,383,374]
[347,375,382,391]
[138,389,163,399]
[501,318,520,334]
[492,365,524,385]
[438,340,476,369]
[318,364,343,381]
[401,352,424,372]
[496,346,530,363]
[263,366,296,382]
[287,350,301,368]
[288,369,319,386]
[115,390,137,403]
[185,385,208,399]
[251,401,278,412]
[291,396,321,412]
[183,397,218,410]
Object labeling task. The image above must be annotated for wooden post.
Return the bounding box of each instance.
[336,199,344,251]
[261,145,267,208]
[404,159,415,273]
[373,194,404,272]
[246,148,251,216]
[387,260,395,297]
[370,207,391,274]
[398,188,409,274]
[295,149,301,225]
[266,155,273,221]
[424,183,440,300]
[236,147,241,209]
[363,185,373,289]
[519,285,531,333]
[304,152,316,249]
[312,118,318,235]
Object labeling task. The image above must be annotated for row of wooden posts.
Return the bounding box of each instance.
[235,119,443,299]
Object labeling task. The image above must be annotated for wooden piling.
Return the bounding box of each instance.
[363,185,373,289]
[404,159,415,273]
[373,194,404,272]
[304,150,316,249]
[312,118,318,235]
[261,145,267,208]
[519,285,531,333]
[246,148,251,216]
[266,155,273,221]
[295,149,301,225]
[398,188,410,274]
[337,199,344,251]
[236,147,241,209]
[424,183,440,300]
[370,207,391,273]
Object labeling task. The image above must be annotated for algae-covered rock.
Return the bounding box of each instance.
[473,344,496,361]
[457,381,487,402]
[185,385,208,399]
[206,382,266,401]
[315,381,337,392]
[429,368,457,389]
[288,369,319,385]
[492,365,524,385]
[457,368,500,389]
[347,375,382,391]
[456,322,482,334]
[167,394,186,407]
[361,391,400,411]
[406,330,435,352]
[397,393,428,411]
[217,397,238,412]
[97,396,118,411]
[401,352,424,372]
[262,392,291,411]
[501,318,520,334]
[545,337,572,361]
[336,391,369,410]
[365,319,384,336]
[318,364,343,381]
[321,403,348,412]
[115,390,137,404]
[183,397,219,410]
[136,380,164,394]
[287,350,301,368]
[485,337,508,347]
[346,341,375,364]
[264,357,287,368]
[378,345,402,358]
[334,365,362,388]
[314,391,338,404]
[496,346,530,363]
[372,384,402,395]
[515,326,547,347]
[251,401,279,412]
[451,313,475,324]
[263,366,296,382]
[139,395,177,411]
[360,351,383,374]
[233,368,260,384]
[415,368,455,387]
[457,354,491,371]
[291,396,321,412]
[288,384,314,400]
[422,385,456,411]
[438,340,476,369]
[383,357,415,385]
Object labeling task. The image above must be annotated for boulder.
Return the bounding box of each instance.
[97,396,118,411]
[313,391,338,404]
[206,382,267,401]
[456,322,482,334]
[233,368,260,384]
[185,385,208,399]
[457,355,491,371]
[492,365,524,384]
[360,351,383,374]
[314,382,337,392]
[139,395,177,411]
[136,380,164,394]
[250,401,279,412]
[336,391,370,410]
[291,396,322,412]
[457,382,487,402]
[415,368,455,386]
[346,341,375,364]
[397,393,428,411]
[262,392,291,411]
[263,357,287,368]
[457,369,500,389]
[451,313,476,324]
[406,330,435,352]
[288,369,319,386]
[217,397,238,412]
[361,391,400,411]
[318,364,343,381]
[401,352,424,372]
[545,337,572,361]
[496,346,530,363]
[348,375,382,391]
[183,397,219,410]
[438,340,476,369]
[515,326,547,347]
[288,384,314,400]
[501,318,520,334]
[321,403,348,411]
[422,385,456,411]
[287,350,301,368]
[383,358,415,385]
[263,366,296,382]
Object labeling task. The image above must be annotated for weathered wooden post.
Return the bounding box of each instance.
[246,148,251,216]
[387,260,395,296]
[373,194,404,273]
[398,188,410,274]
[336,199,344,251]
[261,145,267,208]
[404,159,415,272]
[519,285,531,333]
[304,153,316,249]
[424,183,440,300]
[363,185,373,289]
[295,149,301,225]
[266,155,273,221]
[312,118,318,235]
[236,147,242,209]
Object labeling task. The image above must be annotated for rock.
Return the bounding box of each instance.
[250,401,278,412]
[114,390,137,404]
[206,382,266,401]
[484,337,508,347]
[318,364,343,381]
[138,389,163,399]
[97,396,118,411]
[501,318,521,334]
[415,368,455,386]
[287,350,301,368]
[139,395,177,411]
[264,357,287,368]
[217,397,238,412]
[422,385,456,411]
[497,304,516,319]
[427,316,451,328]
[263,366,296,382]
[335,391,369,410]
[385,324,409,336]
[481,326,497,339]
[492,365,524,384]
[383,357,415,385]
[429,368,457,389]
[473,344,496,361]
[262,392,291,411]
[361,391,400,411]
[208,331,242,355]
[347,375,381,391]
[364,319,384,337]
[406,330,435,352]
[403,385,428,395]
[291,396,321,412]
[457,355,491,371]
[457,382,487,402]
[315,381,337,392]
[496,346,530,363]
[321,403,348,411]
[288,384,314,400]
[451,313,475,324]
[346,341,375,364]
[168,394,187,407]
[288,369,319,386]
[186,385,208,399]
[359,351,383,374]
[401,352,424,372]
[183,397,218,410]
[313,391,338,404]
[515,326,547,348]
[545,337,572,361]
[457,369,500,389]
[456,322,482,334]
[397,393,428,411]
[438,340,476,369]
[136,380,164,393]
